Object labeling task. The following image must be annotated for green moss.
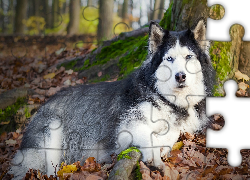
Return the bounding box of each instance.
[91,48,97,55]
[58,60,77,70]
[84,59,90,67]
[88,74,110,83]
[94,36,142,66]
[118,36,148,79]
[159,1,173,30]
[210,41,232,96]
[0,97,28,133]
[71,35,148,80]
[117,147,141,161]
[134,161,142,180]
[24,106,31,118]
[182,0,190,7]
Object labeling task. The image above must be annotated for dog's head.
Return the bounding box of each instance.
[143,19,214,108]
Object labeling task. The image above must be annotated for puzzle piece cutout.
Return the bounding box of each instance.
[206,80,250,167]
[207,0,250,41]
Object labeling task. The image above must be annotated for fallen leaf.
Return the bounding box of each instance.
[184,132,195,140]
[0,132,7,140]
[12,132,19,139]
[164,166,179,180]
[238,82,249,90]
[43,73,55,79]
[76,79,84,84]
[63,79,71,86]
[65,69,74,75]
[236,89,247,97]
[235,70,250,82]
[212,123,222,130]
[5,139,17,146]
[172,141,184,151]
[98,71,102,77]
[0,121,10,125]
[55,47,66,55]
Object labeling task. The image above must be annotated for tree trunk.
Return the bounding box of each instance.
[97,0,114,42]
[152,0,160,20]
[34,0,40,17]
[44,0,50,28]
[148,0,153,21]
[121,0,129,20]
[158,0,165,20]
[9,0,14,33]
[1,0,5,33]
[14,0,28,34]
[87,0,93,6]
[67,0,80,35]
[52,0,59,28]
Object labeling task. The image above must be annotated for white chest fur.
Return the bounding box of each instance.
[118,99,203,169]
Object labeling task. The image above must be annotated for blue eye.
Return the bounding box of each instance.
[167,57,174,61]
[186,55,192,59]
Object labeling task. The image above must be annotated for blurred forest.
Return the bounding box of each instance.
[0,0,168,39]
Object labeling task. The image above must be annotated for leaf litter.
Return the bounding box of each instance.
[1,45,250,179]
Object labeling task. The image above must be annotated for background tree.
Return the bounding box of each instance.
[44,0,51,28]
[121,0,129,20]
[152,0,160,20]
[14,0,28,34]
[97,0,114,42]
[0,0,5,33]
[9,0,14,33]
[87,0,93,6]
[52,0,59,28]
[158,0,165,19]
[67,0,80,35]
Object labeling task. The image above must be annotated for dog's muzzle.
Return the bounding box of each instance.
[175,72,186,83]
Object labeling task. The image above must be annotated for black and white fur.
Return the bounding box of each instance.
[9,19,215,179]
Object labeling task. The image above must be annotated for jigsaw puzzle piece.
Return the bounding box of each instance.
[207,0,250,41]
[206,80,250,167]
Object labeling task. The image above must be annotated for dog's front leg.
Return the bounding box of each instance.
[151,128,180,169]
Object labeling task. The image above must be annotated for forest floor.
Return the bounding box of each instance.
[1,41,250,180]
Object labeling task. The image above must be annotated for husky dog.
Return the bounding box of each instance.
[9,19,215,179]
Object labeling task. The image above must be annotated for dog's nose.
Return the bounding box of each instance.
[175,72,186,83]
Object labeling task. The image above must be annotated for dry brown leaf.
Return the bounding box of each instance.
[236,89,247,97]
[5,139,17,146]
[0,121,10,125]
[164,166,179,180]
[235,70,250,81]
[184,132,195,140]
[82,157,101,172]
[238,82,249,90]
[98,71,102,77]
[65,69,74,75]
[0,132,7,141]
[212,123,223,130]
[12,132,19,139]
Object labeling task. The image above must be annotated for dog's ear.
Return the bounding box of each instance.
[192,18,210,54]
[148,21,165,54]
[192,18,207,47]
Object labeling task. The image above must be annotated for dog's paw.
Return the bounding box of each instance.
[160,147,170,159]
[143,157,154,166]
[154,159,166,170]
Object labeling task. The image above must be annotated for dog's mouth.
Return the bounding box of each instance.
[177,83,186,88]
